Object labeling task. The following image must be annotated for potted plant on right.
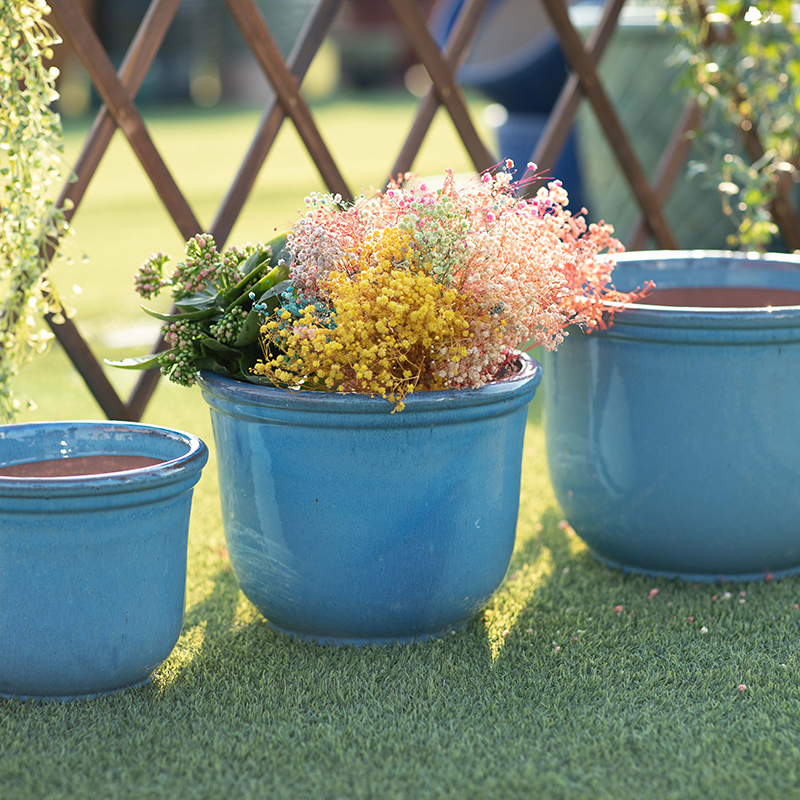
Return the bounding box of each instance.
[542,2,800,582]
[663,0,800,250]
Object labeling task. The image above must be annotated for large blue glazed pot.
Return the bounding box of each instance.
[0,421,208,700]
[199,354,542,645]
[544,251,800,581]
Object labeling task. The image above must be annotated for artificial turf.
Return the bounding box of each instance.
[3,97,800,799]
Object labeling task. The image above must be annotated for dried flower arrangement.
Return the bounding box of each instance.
[113,164,650,409]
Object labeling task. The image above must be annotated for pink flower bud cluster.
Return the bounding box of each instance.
[158,319,206,387]
[172,234,223,299]
[134,252,170,299]
[209,306,249,344]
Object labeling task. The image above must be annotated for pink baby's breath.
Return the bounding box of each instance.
[278,165,649,393]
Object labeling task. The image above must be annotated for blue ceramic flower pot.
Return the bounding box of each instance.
[0,421,208,700]
[199,354,542,645]
[544,251,800,581]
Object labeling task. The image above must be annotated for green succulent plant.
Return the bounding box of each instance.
[107,231,290,386]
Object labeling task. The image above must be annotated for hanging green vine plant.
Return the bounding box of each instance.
[665,0,800,250]
[0,0,73,421]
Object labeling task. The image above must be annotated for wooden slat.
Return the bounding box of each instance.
[45,315,134,420]
[127,0,343,420]
[387,0,494,174]
[523,0,625,196]
[627,101,701,250]
[540,0,678,249]
[389,0,491,181]
[211,0,343,244]
[49,0,203,241]
[44,0,186,421]
[224,0,352,202]
[55,0,184,224]
[737,113,800,252]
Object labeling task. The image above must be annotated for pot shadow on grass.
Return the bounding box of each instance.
[146,497,800,711]
[122,503,690,774]
[148,503,641,704]
[145,505,620,708]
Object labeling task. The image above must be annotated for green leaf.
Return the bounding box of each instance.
[194,357,234,377]
[219,231,290,306]
[257,279,291,305]
[140,305,216,323]
[237,346,264,381]
[199,337,240,358]
[231,263,291,309]
[267,231,289,263]
[219,251,272,306]
[234,309,263,347]
[175,288,219,312]
[104,351,171,370]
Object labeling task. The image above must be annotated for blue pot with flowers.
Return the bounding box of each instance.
[113,166,644,644]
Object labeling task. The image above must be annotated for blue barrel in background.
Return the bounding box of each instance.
[429,0,586,209]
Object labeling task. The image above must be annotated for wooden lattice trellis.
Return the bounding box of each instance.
[45,0,705,421]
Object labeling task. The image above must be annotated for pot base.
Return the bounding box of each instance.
[266,620,470,647]
[1,676,151,703]
[592,551,800,584]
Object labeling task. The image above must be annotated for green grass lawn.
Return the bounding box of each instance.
[4,96,800,800]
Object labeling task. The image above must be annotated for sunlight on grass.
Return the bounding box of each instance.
[484,547,555,663]
[565,525,590,558]
[154,621,207,695]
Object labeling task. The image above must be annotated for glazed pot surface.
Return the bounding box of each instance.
[544,251,800,581]
[200,355,542,645]
[0,421,208,700]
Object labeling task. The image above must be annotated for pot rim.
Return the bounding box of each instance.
[198,351,542,416]
[0,420,208,495]
[603,250,800,328]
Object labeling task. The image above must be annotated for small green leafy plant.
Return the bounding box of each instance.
[665,0,800,250]
[1,0,73,420]
[107,232,289,385]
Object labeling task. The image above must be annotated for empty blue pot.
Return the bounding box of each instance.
[199,354,542,645]
[0,421,208,700]
[544,251,800,581]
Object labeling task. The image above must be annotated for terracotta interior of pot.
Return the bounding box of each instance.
[635,287,800,308]
[0,454,165,478]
